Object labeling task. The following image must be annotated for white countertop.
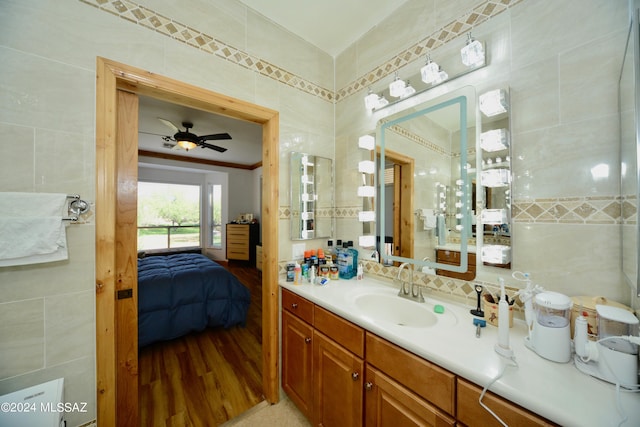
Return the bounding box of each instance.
[280,276,640,427]
[436,243,476,253]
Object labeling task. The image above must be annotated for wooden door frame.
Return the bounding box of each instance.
[95,57,280,425]
[377,147,414,259]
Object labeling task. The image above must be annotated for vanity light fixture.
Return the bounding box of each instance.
[364,88,379,110]
[358,211,376,222]
[481,168,510,188]
[402,80,416,98]
[461,33,485,67]
[479,89,508,117]
[358,160,376,174]
[482,244,511,264]
[358,135,375,151]
[357,185,376,197]
[420,55,440,84]
[389,72,407,98]
[480,128,510,152]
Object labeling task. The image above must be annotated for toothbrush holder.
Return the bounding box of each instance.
[483,294,513,328]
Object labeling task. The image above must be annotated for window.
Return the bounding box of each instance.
[137,182,201,250]
[209,184,222,249]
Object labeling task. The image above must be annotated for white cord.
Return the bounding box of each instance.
[479,355,518,427]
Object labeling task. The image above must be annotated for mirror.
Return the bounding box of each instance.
[621,1,640,296]
[376,86,475,274]
[478,88,512,268]
[290,152,333,240]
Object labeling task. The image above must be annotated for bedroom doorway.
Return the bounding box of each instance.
[95,57,280,426]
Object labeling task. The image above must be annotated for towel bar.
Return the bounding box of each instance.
[65,194,90,221]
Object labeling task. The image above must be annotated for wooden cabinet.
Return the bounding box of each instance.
[226,223,259,265]
[313,330,363,427]
[456,378,556,427]
[365,333,455,416]
[364,365,455,427]
[436,249,476,281]
[282,288,558,427]
[282,310,314,419]
[282,289,364,426]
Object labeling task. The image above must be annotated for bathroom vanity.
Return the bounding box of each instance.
[280,278,640,427]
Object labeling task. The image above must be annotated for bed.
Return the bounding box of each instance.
[137,253,251,347]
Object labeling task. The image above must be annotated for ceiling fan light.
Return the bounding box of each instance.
[177,140,197,151]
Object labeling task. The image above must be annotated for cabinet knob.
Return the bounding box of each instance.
[351,372,359,381]
[364,382,373,391]
[305,337,311,344]
[291,303,298,309]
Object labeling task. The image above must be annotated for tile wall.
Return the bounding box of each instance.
[0,0,333,424]
[334,0,632,308]
[0,0,635,424]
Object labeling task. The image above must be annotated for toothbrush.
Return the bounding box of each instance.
[494,277,514,358]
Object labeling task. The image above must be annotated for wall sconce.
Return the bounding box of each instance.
[358,135,375,150]
[480,128,510,152]
[358,160,376,174]
[481,168,510,188]
[389,72,407,98]
[420,55,440,84]
[479,89,508,117]
[358,211,376,222]
[482,244,511,264]
[357,185,376,197]
[461,33,485,67]
[364,88,389,110]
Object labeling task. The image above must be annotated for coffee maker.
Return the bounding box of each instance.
[574,305,639,388]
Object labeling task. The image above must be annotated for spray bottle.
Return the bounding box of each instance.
[494,277,514,358]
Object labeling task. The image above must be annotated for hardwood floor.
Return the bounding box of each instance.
[139,263,264,426]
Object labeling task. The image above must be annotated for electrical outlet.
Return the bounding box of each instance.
[292,243,305,260]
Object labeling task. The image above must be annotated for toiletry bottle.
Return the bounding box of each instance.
[301,250,310,280]
[317,249,325,267]
[325,240,334,264]
[347,241,358,279]
[339,242,352,279]
[310,249,318,270]
[293,262,301,285]
[334,239,343,262]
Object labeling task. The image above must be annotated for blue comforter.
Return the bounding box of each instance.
[137,253,251,347]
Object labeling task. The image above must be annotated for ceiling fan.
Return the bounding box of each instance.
[157,118,231,152]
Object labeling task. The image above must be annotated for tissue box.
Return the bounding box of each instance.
[483,294,513,328]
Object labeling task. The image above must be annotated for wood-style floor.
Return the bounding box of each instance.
[139,263,264,427]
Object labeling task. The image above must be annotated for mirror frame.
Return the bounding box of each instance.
[378,94,471,272]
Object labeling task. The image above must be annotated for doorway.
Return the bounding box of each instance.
[95,57,280,425]
[376,148,414,260]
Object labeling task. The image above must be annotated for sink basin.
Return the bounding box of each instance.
[354,293,437,328]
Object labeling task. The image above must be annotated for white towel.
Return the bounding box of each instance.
[416,208,437,230]
[0,192,68,267]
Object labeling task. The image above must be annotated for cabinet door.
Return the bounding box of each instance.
[456,378,556,427]
[282,310,314,420]
[364,366,455,427]
[313,330,364,427]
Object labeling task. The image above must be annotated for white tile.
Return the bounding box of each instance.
[0,299,44,379]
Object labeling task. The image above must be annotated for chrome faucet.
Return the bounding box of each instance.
[396,262,425,303]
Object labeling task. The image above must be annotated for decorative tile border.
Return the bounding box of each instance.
[513,195,622,225]
[79,0,334,101]
[80,0,521,106]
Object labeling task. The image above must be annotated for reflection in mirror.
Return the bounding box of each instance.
[376,86,475,275]
[290,152,333,240]
[620,3,640,296]
[478,88,512,268]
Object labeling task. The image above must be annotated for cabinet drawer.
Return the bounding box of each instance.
[456,378,556,427]
[282,289,314,324]
[227,240,249,250]
[314,306,365,358]
[365,332,455,415]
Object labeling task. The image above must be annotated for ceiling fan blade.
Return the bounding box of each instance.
[158,118,180,132]
[198,141,228,153]
[199,132,232,141]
